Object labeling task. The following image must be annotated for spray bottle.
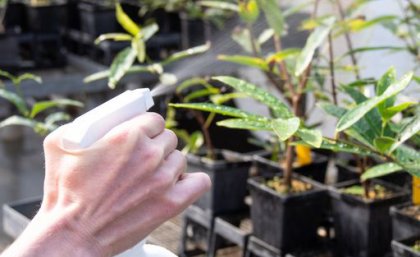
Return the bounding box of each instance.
[62,88,177,257]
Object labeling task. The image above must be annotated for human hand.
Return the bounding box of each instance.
[2,112,211,257]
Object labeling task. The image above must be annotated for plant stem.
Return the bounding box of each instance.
[194,110,216,159]
[335,0,361,80]
[328,33,338,105]
[283,138,294,190]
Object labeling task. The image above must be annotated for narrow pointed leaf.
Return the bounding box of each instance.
[108,47,137,89]
[361,163,403,181]
[298,138,375,156]
[382,102,416,121]
[141,23,159,41]
[266,48,300,63]
[295,16,335,76]
[391,111,420,151]
[132,35,146,63]
[176,77,214,93]
[0,88,28,116]
[212,76,292,118]
[162,43,211,65]
[257,0,284,35]
[377,67,397,117]
[232,27,254,53]
[197,1,239,12]
[217,118,272,131]
[0,115,37,129]
[84,65,156,83]
[271,117,300,141]
[45,112,71,127]
[169,103,267,121]
[296,128,322,148]
[94,33,132,45]
[116,3,140,36]
[15,73,42,84]
[184,88,220,102]
[218,55,269,71]
[258,28,275,45]
[337,72,413,132]
[210,93,248,105]
[30,99,83,118]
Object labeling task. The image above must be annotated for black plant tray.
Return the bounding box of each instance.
[392,236,420,257]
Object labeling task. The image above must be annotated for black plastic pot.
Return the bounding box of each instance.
[179,12,210,48]
[391,203,420,240]
[25,1,67,34]
[248,172,328,252]
[187,150,252,215]
[3,2,26,32]
[78,1,117,38]
[392,236,420,257]
[0,34,22,71]
[330,180,410,257]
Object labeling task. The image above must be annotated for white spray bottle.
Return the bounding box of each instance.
[62,88,178,257]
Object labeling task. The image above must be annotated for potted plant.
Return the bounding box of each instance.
[316,66,418,256]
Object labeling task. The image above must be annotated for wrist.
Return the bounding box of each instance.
[3,205,106,257]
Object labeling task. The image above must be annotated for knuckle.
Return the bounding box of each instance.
[147,112,165,128]
[166,129,178,146]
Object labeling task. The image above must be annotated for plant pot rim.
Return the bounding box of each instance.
[329,179,410,206]
[390,202,420,223]
[252,151,328,167]
[248,174,326,202]
[392,235,420,256]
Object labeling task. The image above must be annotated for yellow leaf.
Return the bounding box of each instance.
[413,177,420,205]
[296,145,312,166]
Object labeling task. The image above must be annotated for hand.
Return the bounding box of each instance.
[1,112,211,257]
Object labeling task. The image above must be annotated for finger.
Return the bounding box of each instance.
[151,129,178,159]
[150,150,186,191]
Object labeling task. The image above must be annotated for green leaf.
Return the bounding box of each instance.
[361,163,403,181]
[162,43,211,65]
[271,117,300,141]
[141,23,159,41]
[14,73,42,85]
[184,88,220,102]
[181,130,204,154]
[337,72,413,132]
[94,33,132,45]
[256,0,284,35]
[302,138,375,156]
[258,29,275,45]
[373,137,396,153]
[239,0,260,24]
[296,128,322,148]
[347,15,398,32]
[176,77,214,93]
[0,70,15,81]
[108,47,137,89]
[341,85,382,136]
[232,27,254,53]
[197,1,239,12]
[116,3,140,36]
[0,88,28,116]
[210,92,248,105]
[30,99,83,118]
[45,112,71,127]
[339,46,405,60]
[382,102,416,121]
[391,111,420,152]
[343,185,364,196]
[132,34,146,63]
[377,67,397,118]
[0,115,37,129]
[169,103,267,121]
[212,76,292,118]
[217,118,272,131]
[266,48,301,63]
[318,102,375,146]
[84,65,160,83]
[295,16,335,77]
[218,55,269,71]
